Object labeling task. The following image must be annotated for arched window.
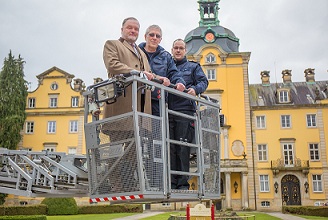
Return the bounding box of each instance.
[277,88,291,103]
[205,53,216,63]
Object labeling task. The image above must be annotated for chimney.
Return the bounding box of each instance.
[260,70,270,85]
[282,69,292,84]
[304,68,315,83]
[73,78,84,91]
[93,77,103,84]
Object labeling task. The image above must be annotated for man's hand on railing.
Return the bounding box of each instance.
[175,83,185,92]
[157,76,170,86]
[187,88,196,96]
[142,71,155,81]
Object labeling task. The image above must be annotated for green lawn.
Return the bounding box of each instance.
[296,215,328,219]
[46,213,135,220]
[44,211,328,220]
[140,211,281,220]
[140,212,184,220]
[238,212,280,220]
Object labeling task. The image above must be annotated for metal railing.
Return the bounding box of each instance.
[83,74,221,203]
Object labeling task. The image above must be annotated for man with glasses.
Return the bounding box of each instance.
[169,38,208,190]
[138,25,186,116]
[138,25,186,191]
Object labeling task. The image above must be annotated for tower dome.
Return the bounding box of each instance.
[185,0,239,54]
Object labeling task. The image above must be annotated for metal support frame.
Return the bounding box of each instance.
[84,75,221,203]
[0,148,88,197]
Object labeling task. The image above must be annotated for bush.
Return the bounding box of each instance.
[0,205,47,216]
[283,205,328,217]
[0,215,46,220]
[78,204,143,214]
[41,198,78,215]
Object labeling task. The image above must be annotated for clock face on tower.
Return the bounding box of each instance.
[205,32,215,42]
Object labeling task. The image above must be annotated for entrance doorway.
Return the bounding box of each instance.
[281,174,301,205]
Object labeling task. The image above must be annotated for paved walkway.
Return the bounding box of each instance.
[113,211,308,220]
[113,211,165,220]
[266,212,307,220]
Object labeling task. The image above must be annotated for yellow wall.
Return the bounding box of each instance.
[22,68,86,155]
[253,107,327,201]
[200,49,247,159]
[255,108,321,165]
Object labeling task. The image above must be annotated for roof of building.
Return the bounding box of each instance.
[185,26,239,54]
[37,66,75,80]
[249,81,328,107]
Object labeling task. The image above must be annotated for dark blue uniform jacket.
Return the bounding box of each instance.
[168,57,208,112]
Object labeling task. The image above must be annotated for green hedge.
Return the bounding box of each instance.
[283,205,328,217]
[0,215,46,220]
[78,203,143,214]
[0,200,142,217]
[41,197,78,215]
[0,205,47,216]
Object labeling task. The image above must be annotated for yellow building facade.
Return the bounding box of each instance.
[21,66,86,155]
[250,70,328,210]
[185,0,253,210]
[184,0,328,211]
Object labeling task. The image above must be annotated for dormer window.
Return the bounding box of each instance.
[205,53,216,63]
[277,89,291,103]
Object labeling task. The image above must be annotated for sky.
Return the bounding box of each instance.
[0,0,327,91]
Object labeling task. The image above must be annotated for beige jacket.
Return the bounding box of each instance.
[102,38,151,118]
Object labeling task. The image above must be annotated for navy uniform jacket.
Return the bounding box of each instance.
[138,42,185,101]
[168,57,208,112]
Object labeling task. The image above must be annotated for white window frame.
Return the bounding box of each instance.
[47,121,56,134]
[44,146,56,152]
[256,115,266,129]
[25,121,34,134]
[259,175,269,192]
[283,143,294,167]
[28,98,36,108]
[260,201,270,207]
[68,147,77,155]
[258,144,268,161]
[309,143,320,161]
[49,95,58,108]
[306,114,317,127]
[279,90,289,103]
[312,174,323,192]
[71,97,79,107]
[161,202,171,207]
[281,115,291,128]
[69,120,78,133]
[206,69,216,80]
[205,53,216,63]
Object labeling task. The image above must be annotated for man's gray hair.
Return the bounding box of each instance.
[122,17,138,27]
[145,25,162,36]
